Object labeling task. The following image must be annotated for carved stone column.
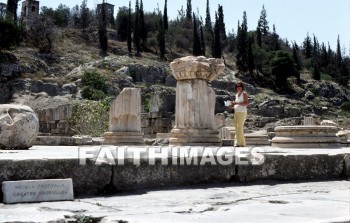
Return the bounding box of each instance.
[169,56,225,146]
[103,88,144,145]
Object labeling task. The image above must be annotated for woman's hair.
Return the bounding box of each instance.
[235,81,245,90]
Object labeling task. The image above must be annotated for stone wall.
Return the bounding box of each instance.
[141,112,174,138]
[35,104,73,135]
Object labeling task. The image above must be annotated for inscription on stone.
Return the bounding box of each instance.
[2,179,74,204]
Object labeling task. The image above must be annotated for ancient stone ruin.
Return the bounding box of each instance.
[271,117,341,148]
[103,88,144,145]
[0,104,39,149]
[169,56,225,146]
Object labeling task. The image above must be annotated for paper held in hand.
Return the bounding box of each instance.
[224,100,232,106]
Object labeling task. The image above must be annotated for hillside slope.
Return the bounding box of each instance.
[1,28,349,131]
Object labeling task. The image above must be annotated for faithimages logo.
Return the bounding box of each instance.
[78,146,265,166]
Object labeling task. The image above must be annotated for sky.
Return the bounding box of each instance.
[2,0,350,54]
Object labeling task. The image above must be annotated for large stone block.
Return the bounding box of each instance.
[0,104,39,149]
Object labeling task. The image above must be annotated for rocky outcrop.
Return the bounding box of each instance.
[0,104,39,149]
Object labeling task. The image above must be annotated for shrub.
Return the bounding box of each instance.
[68,98,110,136]
[81,71,108,100]
[341,102,350,112]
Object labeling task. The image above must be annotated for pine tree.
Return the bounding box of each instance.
[312,34,319,63]
[127,1,132,56]
[320,42,328,68]
[163,0,168,31]
[217,5,226,40]
[98,0,108,54]
[133,0,141,56]
[192,13,202,56]
[200,25,206,56]
[139,0,147,51]
[186,0,192,20]
[257,5,269,36]
[212,13,222,58]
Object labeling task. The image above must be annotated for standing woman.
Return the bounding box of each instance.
[232,81,248,147]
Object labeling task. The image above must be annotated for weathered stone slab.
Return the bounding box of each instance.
[2,179,73,204]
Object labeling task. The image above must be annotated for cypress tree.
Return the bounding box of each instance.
[200,25,206,56]
[127,1,132,56]
[163,0,168,31]
[217,4,226,40]
[192,13,202,56]
[133,0,141,56]
[212,13,221,58]
[205,0,212,31]
[271,24,280,51]
[6,0,18,21]
[98,0,108,53]
[139,0,147,51]
[256,26,262,47]
[247,37,255,73]
[80,0,89,33]
[336,35,342,67]
[158,17,165,60]
[292,42,301,82]
[303,33,312,59]
[186,0,192,20]
[313,61,321,80]
[236,11,248,72]
[320,42,328,68]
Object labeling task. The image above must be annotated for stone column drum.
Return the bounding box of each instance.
[169,56,225,146]
[103,88,144,145]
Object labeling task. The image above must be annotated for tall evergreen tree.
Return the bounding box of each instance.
[80,0,89,33]
[133,0,141,56]
[336,35,342,67]
[139,0,147,51]
[236,11,248,72]
[312,34,319,63]
[98,0,108,53]
[217,4,226,40]
[192,13,202,56]
[157,16,165,60]
[257,5,269,36]
[247,37,255,73]
[320,42,328,68]
[186,0,192,20]
[163,0,168,31]
[127,1,132,56]
[256,26,262,47]
[270,24,280,51]
[303,33,312,59]
[200,25,206,56]
[212,13,222,58]
[6,0,18,21]
[313,61,321,80]
[292,42,301,82]
[205,0,212,31]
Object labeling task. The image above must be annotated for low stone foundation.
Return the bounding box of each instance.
[271,126,341,148]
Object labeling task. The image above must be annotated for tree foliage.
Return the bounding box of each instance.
[0,17,22,51]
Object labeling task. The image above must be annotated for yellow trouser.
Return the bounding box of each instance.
[234,111,247,146]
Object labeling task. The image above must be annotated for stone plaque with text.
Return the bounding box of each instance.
[2,179,74,204]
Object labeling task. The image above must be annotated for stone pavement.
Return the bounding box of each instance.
[0,180,349,223]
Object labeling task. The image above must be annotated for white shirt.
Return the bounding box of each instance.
[234,91,247,112]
